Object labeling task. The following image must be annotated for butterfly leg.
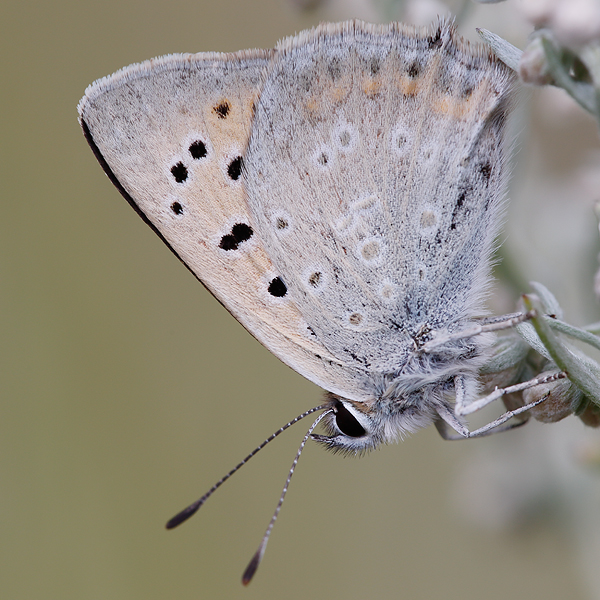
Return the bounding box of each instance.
[435,413,530,440]
[456,371,566,416]
[462,393,547,438]
[434,413,469,440]
[435,387,549,440]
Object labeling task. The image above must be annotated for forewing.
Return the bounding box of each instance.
[78,51,372,401]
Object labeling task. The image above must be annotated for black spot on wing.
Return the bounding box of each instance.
[227,156,243,180]
[268,277,287,297]
[171,162,188,183]
[189,140,207,159]
[219,222,254,251]
[170,201,184,215]
[79,118,203,288]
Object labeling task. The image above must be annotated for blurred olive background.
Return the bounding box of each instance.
[3,0,600,598]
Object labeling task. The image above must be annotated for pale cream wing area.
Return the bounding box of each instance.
[78,51,373,402]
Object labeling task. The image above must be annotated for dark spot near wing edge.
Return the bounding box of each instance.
[80,118,214,299]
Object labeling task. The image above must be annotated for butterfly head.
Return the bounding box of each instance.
[312,392,437,455]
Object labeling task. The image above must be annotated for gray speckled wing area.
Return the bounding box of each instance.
[245,21,516,373]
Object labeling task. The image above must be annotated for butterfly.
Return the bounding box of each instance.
[78,19,550,583]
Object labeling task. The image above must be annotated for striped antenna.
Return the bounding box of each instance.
[242,408,332,584]
[165,403,329,529]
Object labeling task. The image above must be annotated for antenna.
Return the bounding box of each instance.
[165,403,332,579]
[242,408,332,585]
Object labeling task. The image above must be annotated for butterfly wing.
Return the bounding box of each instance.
[79,51,372,402]
[245,21,516,375]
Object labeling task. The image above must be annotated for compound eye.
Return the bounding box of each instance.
[334,401,366,438]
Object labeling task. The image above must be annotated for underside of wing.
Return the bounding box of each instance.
[245,20,516,374]
[78,51,373,402]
